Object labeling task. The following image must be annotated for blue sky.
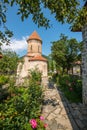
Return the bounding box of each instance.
[2,2,84,57]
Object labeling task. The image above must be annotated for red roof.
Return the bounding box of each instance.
[29,55,47,62]
[27,31,42,42]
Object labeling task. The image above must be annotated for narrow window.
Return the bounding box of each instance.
[38,46,40,52]
[31,45,32,52]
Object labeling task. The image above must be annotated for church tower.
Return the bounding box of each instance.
[27,31,42,57]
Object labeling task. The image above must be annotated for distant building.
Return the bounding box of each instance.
[68,61,81,76]
[17,31,48,84]
[73,61,81,76]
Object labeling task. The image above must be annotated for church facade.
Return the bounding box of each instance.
[17,31,48,83]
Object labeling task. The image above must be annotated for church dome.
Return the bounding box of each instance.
[27,31,42,42]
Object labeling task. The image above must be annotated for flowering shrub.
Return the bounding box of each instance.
[0,70,44,130]
[29,116,48,130]
[30,119,37,129]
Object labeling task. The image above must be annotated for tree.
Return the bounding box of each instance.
[0,1,13,46]
[51,34,81,74]
[0,49,19,74]
[47,54,56,73]
[51,34,67,74]
[0,0,87,45]
[65,38,80,73]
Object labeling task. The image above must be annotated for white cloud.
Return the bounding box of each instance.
[1,36,28,56]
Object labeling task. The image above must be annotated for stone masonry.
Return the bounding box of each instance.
[82,25,87,105]
[17,31,48,84]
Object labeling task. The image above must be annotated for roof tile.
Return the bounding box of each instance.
[27,31,42,41]
[29,55,47,62]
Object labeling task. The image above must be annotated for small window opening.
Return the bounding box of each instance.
[31,45,32,51]
[38,46,40,52]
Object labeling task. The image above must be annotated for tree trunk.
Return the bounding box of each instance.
[82,25,87,105]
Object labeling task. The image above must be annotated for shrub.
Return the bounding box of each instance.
[58,74,82,103]
[0,75,10,101]
[52,73,59,83]
[0,69,44,130]
[59,74,70,87]
[29,116,48,130]
[0,75,9,85]
[29,69,42,83]
[27,69,42,118]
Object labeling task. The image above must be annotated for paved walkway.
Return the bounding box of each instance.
[42,82,87,130]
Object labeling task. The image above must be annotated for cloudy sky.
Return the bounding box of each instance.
[2,37,28,56]
[1,1,84,57]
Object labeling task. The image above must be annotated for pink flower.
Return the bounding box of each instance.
[40,116,44,120]
[44,123,48,128]
[29,119,37,129]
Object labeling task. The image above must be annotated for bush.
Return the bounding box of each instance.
[52,73,59,83]
[59,74,70,87]
[58,74,82,103]
[0,75,9,85]
[0,70,45,130]
[0,75,10,101]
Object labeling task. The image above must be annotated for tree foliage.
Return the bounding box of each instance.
[0,1,13,46]
[72,3,87,31]
[47,54,56,73]
[51,34,81,73]
[51,34,67,72]
[0,0,87,45]
[0,49,19,74]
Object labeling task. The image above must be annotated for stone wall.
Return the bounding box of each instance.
[27,40,42,56]
[29,60,48,77]
[17,56,30,79]
[17,56,48,85]
[82,25,87,105]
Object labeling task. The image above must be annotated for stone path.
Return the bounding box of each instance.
[42,82,87,130]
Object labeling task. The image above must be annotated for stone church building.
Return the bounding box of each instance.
[17,31,48,84]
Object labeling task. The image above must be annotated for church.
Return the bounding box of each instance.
[17,31,48,84]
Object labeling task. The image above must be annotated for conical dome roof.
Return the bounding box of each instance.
[27,31,42,42]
